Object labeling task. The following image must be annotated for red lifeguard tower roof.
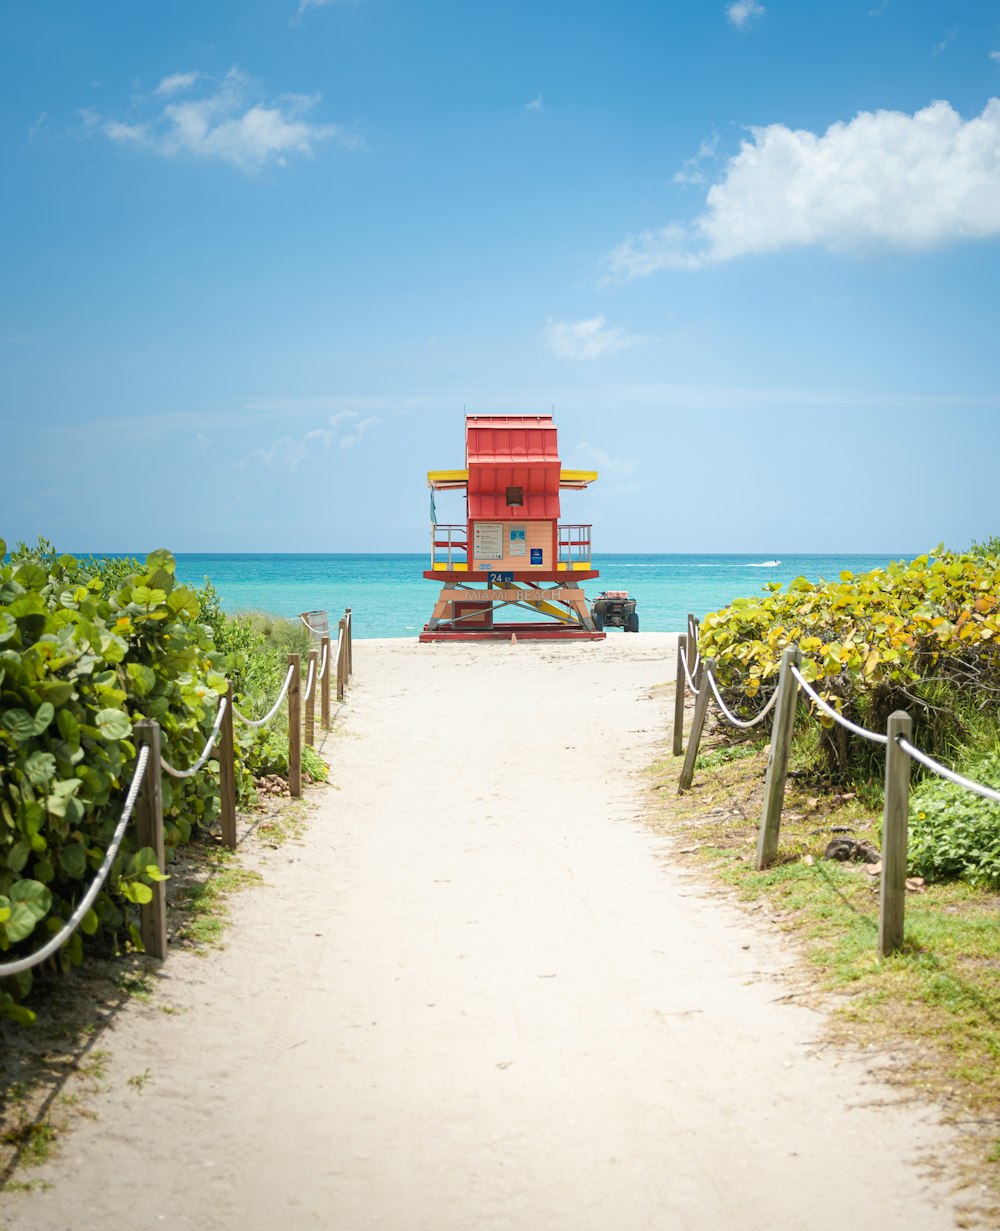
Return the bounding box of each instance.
[466,413,561,521]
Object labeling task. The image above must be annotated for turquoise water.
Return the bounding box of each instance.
[160,552,913,639]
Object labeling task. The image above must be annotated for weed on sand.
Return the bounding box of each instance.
[648,716,1000,1216]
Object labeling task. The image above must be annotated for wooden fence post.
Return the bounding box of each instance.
[345,608,353,681]
[218,685,237,850]
[673,634,687,757]
[336,617,347,702]
[133,720,167,960]
[678,657,715,791]
[756,646,802,870]
[305,649,318,748]
[321,635,331,729]
[879,710,912,958]
[288,653,302,798]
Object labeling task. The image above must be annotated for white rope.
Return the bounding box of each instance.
[160,697,228,778]
[790,665,888,746]
[302,656,316,703]
[897,737,1000,803]
[319,641,329,682]
[0,746,150,978]
[705,668,780,729]
[300,615,329,636]
[233,664,295,729]
[680,649,700,694]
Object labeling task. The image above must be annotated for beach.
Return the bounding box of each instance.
[4,634,963,1230]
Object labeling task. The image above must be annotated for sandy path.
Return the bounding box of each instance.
[4,634,962,1230]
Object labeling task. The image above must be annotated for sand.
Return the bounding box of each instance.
[2,634,966,1230]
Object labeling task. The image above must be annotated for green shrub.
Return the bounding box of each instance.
[0,542,232,1022]
[908,755,1000,888]
[698,549,1000,780]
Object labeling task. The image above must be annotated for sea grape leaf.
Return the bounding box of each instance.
[96,708,132,741]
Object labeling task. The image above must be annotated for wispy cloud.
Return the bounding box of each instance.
[28,112,47,139]
[155,71,200,96]
[293,0,359,23]
[564,441,636,476]
[83,66,361,170]
[726,1,764,29]
[238,411,381,471]
[932,29,957,56]
[545,315,647,360]
[990,50,1000,63]
[606,98,1000,275]
[673,133,720,185]
[524,95,544,113]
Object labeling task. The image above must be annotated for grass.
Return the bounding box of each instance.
[172,848,265,948]
[649,712,1000,1215]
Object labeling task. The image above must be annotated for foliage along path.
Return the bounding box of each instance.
[5,634,964,1231]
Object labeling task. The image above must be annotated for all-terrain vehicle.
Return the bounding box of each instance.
[590,590,639,633]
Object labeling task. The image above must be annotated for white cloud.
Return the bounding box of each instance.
[238,411,381,470]
[28,112,47,139]
[545,315,647,360]
[564,441,636,476]
[990,50,1000,63]
[155,71,200,96]
[524,95,544,113]
[673,133,720,185]
[89,66,360,170]
[607,98,1000,275]
[726,1,764,29]
[293,0,358,21]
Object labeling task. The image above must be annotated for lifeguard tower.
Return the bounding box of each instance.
[419,413,604,642]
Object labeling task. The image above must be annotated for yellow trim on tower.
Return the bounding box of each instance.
[427,469,469,487]
[559,469,599,487]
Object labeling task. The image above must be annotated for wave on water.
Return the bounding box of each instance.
[747,560,781,567]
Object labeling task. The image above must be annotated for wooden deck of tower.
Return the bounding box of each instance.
[419,413,606,642]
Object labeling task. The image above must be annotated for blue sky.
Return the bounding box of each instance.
[2,0,999,554]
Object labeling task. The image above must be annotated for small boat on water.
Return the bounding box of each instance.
[748,559,781,567]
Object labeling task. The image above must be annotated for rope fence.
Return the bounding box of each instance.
[0,746,150,979]
[0,607,355,980]
[672,613,1000,958]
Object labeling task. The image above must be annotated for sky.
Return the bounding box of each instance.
[2,0,999,555]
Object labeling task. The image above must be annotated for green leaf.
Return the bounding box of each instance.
[14,562,48,591]
[7,592,46,618]
[126,663,156,696]
[6,841,30,873]
[34,680,75,706]
[80,907,99,935]
[59,843,87,878]
[22,751,57,788]
[57,708,81,750]
[144,548,176,575]
[1,709,36,742]
[10,879,52,919]
[0,612,16,644]
[33,860,54,884]
[96,708,132,741]
[121,881,153,905]
[3,902,39,943]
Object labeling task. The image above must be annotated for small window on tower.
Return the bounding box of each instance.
[506,486,523,506]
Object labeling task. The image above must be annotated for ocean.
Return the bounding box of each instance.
[162,552,914,640]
